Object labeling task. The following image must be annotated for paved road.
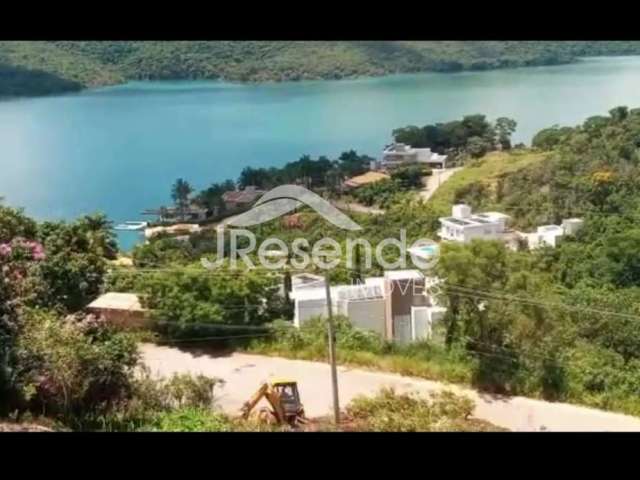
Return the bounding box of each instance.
[419,167,463,202]
[140,343,640,431]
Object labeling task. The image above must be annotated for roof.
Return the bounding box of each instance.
[336,284,384,301]
[537,225,564,234]
[476,212,510,221]
[385,269,425,281]
[292,273,325,289]
[440,210,510,228]
[222,188,264,204]
[291,286,332,302]
[344,171,390,188]
[292,277,386,302]
[383,143,413,153]
[87,293,145,312]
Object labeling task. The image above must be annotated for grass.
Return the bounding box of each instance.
[246,341,475,386]
[427,150,550,214]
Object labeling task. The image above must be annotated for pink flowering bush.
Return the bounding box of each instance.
[0,238,46,262]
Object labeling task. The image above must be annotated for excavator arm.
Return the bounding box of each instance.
[240,382,286,422]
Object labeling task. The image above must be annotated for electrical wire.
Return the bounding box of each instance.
[442,283,640,321]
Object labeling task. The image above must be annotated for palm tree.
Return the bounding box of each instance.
[81,213,117,259]
[171,178,193,221]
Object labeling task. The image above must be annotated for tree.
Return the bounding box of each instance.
[435,240,510,347]
[392,126,424,147]
[171,178,194,221]
[531,125,573,150]
[0,205,38,243]
[195,180,235,211]
[137,267,286,338]
[591,229,640,288]
[466,136,490,158]
[390,165,426,189]
[609,106,629,123]
[337,150,373,177]
[494,117,517,150]
[239,167,270,189]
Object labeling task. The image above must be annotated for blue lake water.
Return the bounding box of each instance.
[2,56,640,251]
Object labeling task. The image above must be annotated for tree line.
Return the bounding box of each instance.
[392,114,518,159]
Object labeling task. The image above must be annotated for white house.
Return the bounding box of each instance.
[374,143,448,170]
[290,270,445,343]
[523,218,584,249]
[438,204,511,243]
[290,280,387,337]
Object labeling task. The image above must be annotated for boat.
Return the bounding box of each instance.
[114,221,148,231]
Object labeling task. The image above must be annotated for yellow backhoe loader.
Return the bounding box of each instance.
[240,379,306,426]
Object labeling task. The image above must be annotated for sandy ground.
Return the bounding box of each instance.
[419,167,463,202]
[140,343,640,432]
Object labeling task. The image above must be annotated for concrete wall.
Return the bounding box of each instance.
[346,299,386,337]
[294,299,328,327]
[88,308,149,330]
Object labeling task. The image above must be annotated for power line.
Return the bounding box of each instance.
[442,283,640,321]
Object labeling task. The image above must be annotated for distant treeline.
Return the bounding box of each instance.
[193,150,373,211]
[3,41,640,97]
[393,114,518,157]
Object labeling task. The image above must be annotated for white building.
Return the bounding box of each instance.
[290,280,387,337]
[290,270,445,343]
[438,204,511,243]
[523,218,584,249]
[374,143,448,170]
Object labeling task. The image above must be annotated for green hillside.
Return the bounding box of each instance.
[2,41,640,97]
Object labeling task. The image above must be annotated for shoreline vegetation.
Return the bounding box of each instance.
[3,41,640,98]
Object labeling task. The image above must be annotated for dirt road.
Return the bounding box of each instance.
[420,167,462,202]
[140,344,640,431]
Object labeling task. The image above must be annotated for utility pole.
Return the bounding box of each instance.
[324,272,340,424]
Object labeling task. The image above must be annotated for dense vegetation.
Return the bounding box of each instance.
[0,204,236,430]
[9,106,640,427]
[3,41,640,97]
[0,205,135,422]
[393,114,518,157]
[244,106,640,416]
[350,165,429,208]
[237,150,373,191]
[160,150,374,217]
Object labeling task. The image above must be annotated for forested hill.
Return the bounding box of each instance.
[2,41,640,97]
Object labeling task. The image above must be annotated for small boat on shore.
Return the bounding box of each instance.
[114,221,148,231]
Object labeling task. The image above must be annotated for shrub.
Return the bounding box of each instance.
[74,369,225,431]
[390,165,428,189]
[346,387,501,432]
[13,310,139,423]
[266,316,386,354]
[144,407,232,432]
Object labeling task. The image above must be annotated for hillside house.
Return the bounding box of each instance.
[438,204,511,243]
[290,270,445,343]
[521,218,584,249]
[222,186,264,210]
[372,143,448,170]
